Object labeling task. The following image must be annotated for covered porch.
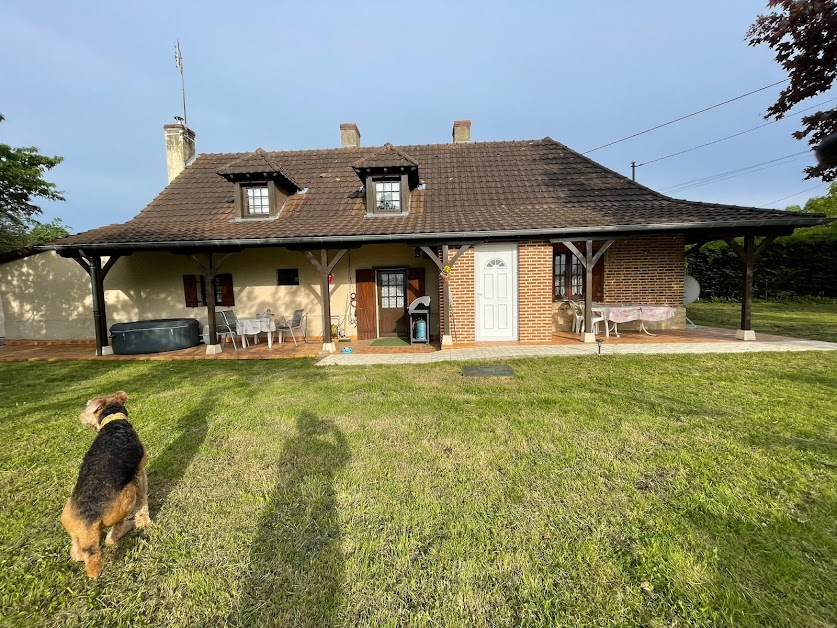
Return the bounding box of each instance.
[3,324,834,363]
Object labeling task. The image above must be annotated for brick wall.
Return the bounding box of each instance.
[443,236,686,342]
[604,234,685,306]
[518,241,553,342]
[551,234,687,332]
[440,246,476,341]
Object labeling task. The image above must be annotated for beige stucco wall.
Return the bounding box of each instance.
[0,251,94,339]
[0,245,440,341]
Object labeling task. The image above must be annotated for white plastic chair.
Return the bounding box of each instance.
[569,300,606,336]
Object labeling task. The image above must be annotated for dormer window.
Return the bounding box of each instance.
[375,179,401,212]
[245,185,270,215]
[352,143,420,217]
[216,148,302,221]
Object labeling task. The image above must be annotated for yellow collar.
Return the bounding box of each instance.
[99,413,128,429]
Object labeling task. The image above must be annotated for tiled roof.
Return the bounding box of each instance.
[353,143,420,170]
[216,148,300,189]
[53,137,830,249]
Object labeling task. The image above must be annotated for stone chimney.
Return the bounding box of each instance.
[164,123,196,183]
[452,120,471,143]
[340,122,361,147]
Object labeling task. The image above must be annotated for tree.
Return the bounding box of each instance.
[27,217,70,244]
[0,217,71,254]
[747,0,837,181]
[800,182,837,217]
[0,113,64,227]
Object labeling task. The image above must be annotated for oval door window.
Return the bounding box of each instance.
[485,258,507,269]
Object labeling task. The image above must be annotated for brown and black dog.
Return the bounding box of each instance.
[61,391,150,579]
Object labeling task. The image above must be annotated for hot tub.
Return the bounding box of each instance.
[110,319,201,355]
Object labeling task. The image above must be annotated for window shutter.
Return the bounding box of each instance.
[217,274,235,307]
[183,275,199,307]
[407,267,425,304]
[355,269,376,340]
[593,256,605,302]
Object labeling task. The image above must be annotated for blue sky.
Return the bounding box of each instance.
[1,0,832,234]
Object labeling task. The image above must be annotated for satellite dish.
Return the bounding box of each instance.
[684,275,701,306]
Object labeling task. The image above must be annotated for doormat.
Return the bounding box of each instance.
[462,365,516,377]
[370,337,411,347]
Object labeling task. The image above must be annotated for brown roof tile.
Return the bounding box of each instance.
[216,148,300,189]
[54,137,831,248]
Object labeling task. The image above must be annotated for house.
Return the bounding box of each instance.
[0,120,830,355]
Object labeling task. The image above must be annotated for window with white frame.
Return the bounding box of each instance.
[374,179,401,212]
[245,185,270,215]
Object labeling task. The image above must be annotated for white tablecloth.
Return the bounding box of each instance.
[236,317,276,336]
[203,316,277,348]
[596,305,675,323]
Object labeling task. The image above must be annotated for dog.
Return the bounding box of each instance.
[61,391,150,579]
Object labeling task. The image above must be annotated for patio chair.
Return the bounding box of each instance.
[216,310,239,350]
[569,300,605,336]
[276,309,306,346]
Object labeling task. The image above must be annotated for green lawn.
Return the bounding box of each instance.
[1,355,836,627]
[687,301,837,343]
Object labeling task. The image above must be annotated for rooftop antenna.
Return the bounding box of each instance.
[174,40,187,128]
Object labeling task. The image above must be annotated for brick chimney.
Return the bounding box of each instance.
[340,123,361,148]
[164,123,196,183]
[452,120,471,143]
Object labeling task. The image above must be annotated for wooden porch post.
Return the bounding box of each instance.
[741,235,754,334]
[583,239,594,340]
[724,235,775,341]
[419,243,473,346]
[204,253,218,348]
[320,249,333,349]
[303,248,348,352]
[89,255,105,356]
[189,252,231,354]
[441,244,452,345]
[75,252,112,356]
[563,239,614,343]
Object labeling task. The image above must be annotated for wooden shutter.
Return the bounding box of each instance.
[355,269,376,340]
[593,255,605,302]
[407,267,426,304]
[183,275,199,307]
[217,274,235,307]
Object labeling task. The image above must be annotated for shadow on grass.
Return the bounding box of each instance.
[231,411,351,627]
[146,397,211,520]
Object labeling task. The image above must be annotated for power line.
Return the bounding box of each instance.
[765,182,828,206]
[581,79,788,154]
[660,151,809,194]
[636,96,837,168]
[668,156,809,194]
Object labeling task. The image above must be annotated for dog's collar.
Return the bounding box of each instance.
[99,413,128,429]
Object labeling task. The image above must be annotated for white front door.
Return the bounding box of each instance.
[475,244,517,341]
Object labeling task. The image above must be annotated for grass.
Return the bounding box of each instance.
[687,300,837,343]
[1,354,836,627]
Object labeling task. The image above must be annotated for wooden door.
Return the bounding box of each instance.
[355,269,376,340]
[377,269,407,337]
[407,267,426,304]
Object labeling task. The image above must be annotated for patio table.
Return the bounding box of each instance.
[202,316,277,349]
[595,304,675,337]
[236,316,277,348]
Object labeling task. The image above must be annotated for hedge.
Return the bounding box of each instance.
[687,232,837,299]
